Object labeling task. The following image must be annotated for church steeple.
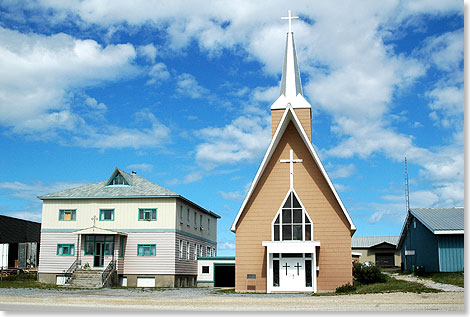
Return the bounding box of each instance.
[271,10,312,140]
[279,10,303,99]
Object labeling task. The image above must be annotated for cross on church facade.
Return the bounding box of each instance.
[280,149,303,189]
[282,262,290,275]
[281,10,299,34]
[294,262,302,275]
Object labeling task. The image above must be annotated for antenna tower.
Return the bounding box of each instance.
[405,157,410,211]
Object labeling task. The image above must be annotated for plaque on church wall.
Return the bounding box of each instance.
[247,274,256,279]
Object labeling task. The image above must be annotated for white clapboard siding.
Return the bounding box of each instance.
[123,232,176,275]
[174,233,216,275]
[42,198,176,231]
[38,232,79,273]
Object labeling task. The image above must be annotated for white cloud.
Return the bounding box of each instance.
[0,180,88,202]
[329,163,356,179]
[127,163,154,173]
[420,29,464,72]
[146,62,170,85]
[176,73,209,99]
[427,85,463,128]
[218,241,235,250]
[218,191,245,201]
[72,110,170,149]
[137,43,157,63]
[167,172,203,186]
[195,114,271,167]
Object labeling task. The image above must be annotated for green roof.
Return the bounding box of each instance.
[38,168,220,218]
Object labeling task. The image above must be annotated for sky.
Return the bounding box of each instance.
[0,1,465,256]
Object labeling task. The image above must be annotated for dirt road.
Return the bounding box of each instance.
[0,288,464,312]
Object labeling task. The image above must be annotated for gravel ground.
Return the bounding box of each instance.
[0,287,464,312]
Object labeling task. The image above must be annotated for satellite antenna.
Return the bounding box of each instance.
[405,157,410,211]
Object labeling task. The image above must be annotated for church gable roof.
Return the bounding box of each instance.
[231,105,356,233]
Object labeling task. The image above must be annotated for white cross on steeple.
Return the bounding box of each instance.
[280,149,303,189]
[281,10,299,34]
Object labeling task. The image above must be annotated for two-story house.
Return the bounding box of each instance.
[37,168,219,287]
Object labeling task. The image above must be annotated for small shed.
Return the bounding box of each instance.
[197,256,235,287]
[397,207,464,272]
[0,215,41,269]
[352,236,401,268]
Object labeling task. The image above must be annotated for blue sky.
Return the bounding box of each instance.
[0,1,464,255]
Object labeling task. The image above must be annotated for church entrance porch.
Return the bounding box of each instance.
[262,241,320,293]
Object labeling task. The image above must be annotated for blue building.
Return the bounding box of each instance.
[397,207,464,273]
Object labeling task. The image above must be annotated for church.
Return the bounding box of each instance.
[231,11,356,293]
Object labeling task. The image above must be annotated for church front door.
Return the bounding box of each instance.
[279,256,305,291]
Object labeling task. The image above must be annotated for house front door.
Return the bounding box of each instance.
[94,242,104,267]
[279,257,305,291]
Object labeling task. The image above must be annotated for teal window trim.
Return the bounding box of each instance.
[137,244,156,256]
[58,209,76,221]
[57,244,75,256]
[138,208,157,221]
[119,236,126,258]
[106,171,130,186]
[100,209,115,221]
[84,235,114,256]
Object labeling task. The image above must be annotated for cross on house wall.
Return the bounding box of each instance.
[294,262,302,275]
[281,10,299,34]
[280,149,303,189]
[91,215,98,227]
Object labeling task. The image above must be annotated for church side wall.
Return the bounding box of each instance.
[235,121,352,292]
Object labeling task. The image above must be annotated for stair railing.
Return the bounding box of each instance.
[102,260,116,287]
[64,258,81,285]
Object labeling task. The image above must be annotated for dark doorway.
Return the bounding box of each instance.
[376,253,394,267]
[214,264,235,287]
[94,242,104,267]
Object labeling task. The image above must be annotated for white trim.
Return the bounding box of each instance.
[231,105,356,232]
[352,251,362,257]
[434,230,464,235]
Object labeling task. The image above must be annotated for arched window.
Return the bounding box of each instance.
[272,191,312,241]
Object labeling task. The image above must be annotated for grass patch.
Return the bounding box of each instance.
[419,272,464,288]
[331,275,440,295]
[0,280,62,289]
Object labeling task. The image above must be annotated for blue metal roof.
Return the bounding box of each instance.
[410,207,464,233]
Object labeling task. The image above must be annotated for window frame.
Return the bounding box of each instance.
[186,241,190,260]
[138,208,157,221]
[57,244,75,256]
[186,208,190,226]
[271,190,313,242]
[178,240,183,259]
[58,209,76,221]
[194,212,197,229]
[179,206,184,224]
[200,214,203,231]
[99,209,115,221]
[137,244,156,256]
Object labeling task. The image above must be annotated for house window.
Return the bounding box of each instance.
[194,212,197,229]
[180,206,184,224]
[207,219,210,234]
[187,208,190,226]
[179,240,183,259]
[137,244,156,256]
[84,235,114,256]
[193,243,197,260]
[107,172,129,186]
[186,241,190,260]
[119,236,126,258]
[59,210,76,221]
[206,246,211,256]
[100,209,114,221]
[212,247,216,257]
[200,215,203,230]
[273,192,312,241]
[199,244,203,257]
[202,266,209,274]
[57,244,74,256]
[139,208,157,221]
